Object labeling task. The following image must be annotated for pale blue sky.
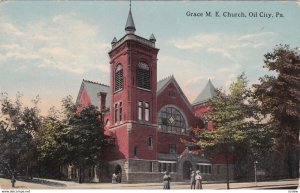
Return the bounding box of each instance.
[0,1,299,114]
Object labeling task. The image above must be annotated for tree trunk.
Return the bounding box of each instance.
[26,165,29,179]
[78,166,82,184]
[226,153,230,189]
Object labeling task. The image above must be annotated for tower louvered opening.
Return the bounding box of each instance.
[137,62,150,90]
[115,64,123,92]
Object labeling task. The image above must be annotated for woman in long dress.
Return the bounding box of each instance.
[190,171,196,189]
[163,171,171,189]
[195,170,202,189]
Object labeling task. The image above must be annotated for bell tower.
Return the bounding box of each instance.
[108,5,159,160]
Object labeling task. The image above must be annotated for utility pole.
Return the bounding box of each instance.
[254,161,258,186]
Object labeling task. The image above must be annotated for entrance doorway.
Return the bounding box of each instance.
[114,165,122,183]
[182,161,193,180]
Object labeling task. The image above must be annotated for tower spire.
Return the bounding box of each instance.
[125,0,136,34]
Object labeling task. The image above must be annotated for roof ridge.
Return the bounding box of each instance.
[83,79,110,87]
[157,74,173,83]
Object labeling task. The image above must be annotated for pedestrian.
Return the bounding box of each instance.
[195,170,202,189]
[190,170,196,189]
[11,173,16,188]
[112,173,117,184]
[116,172,122,183]
[163,171,171,189]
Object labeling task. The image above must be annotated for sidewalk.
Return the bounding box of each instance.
[0,177,299,189]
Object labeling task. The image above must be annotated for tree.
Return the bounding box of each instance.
[35,96,107,182]
[191,73,274,185]
[36,107,66,178]
[58,96,105,183]
[67,105,104,183]
[0,93,41,178]
[191,74,249,188]
[253,45,300,178]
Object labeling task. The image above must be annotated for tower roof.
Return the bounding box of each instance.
[109,3,158,53]
[125,9,136,34]
[149,33,156,42]
[193,79,216,105]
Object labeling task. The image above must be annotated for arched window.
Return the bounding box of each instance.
[137,62,150,90]
[115,64,123,92]
[158,106,188,135]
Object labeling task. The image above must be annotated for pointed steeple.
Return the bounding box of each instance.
[125,4,136,34]
[149,33,156,43]
[193,79,216,105]
[111,37,117,45]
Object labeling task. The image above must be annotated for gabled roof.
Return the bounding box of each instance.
[157,75,174,92]
[157,75,193,111]
[192,79,216,106]
[76,79,110,108]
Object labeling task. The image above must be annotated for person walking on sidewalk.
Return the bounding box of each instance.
[11,173,16,188]
[195,170,202,189]
[163,171,171,189]
[112,173,117,184]
[190,170,196,189]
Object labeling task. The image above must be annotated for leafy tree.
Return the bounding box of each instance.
[191,74,273,185]
[191,74,249,188]
[70,110,104,182]
[194,74,249,150]
[35,107,66,178]
[60,96,105,183]
[253,45,300,178]
[0,93,41,178]
[35,96,107,182]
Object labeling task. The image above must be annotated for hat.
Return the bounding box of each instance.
[191,171,195,173]
[196,170,200,174]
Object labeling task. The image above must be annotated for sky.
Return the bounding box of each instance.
[0,1,300,115]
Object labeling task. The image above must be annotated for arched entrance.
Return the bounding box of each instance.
[114,165,122,183]
[182,161,193,180]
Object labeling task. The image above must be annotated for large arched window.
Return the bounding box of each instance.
[158,106,188,135]
[115,64,123,92]
[137,62,150,90]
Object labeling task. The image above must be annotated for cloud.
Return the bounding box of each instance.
[0,13,111,75]
[161,31,277,103]
[0,22,25,36]
[237,32,275,41]
[171,34,219,50]
[170,31,274,62]
[207,47,232,59]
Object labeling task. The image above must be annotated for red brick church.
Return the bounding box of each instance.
[73,7,234,183]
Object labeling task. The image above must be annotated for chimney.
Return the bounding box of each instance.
[98,92,107,112]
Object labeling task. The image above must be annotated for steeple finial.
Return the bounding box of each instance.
[125,0,136,34]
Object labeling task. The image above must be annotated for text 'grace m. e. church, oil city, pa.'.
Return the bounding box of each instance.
[62,6,235,183]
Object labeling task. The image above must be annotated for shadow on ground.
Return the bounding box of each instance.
[18,178,67,187]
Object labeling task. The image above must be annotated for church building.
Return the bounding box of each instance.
[75,7,234,183]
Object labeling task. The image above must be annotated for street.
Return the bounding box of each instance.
[0,178,299,190]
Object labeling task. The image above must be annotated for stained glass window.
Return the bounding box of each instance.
[137,62,150,90]
[158,106,187,135]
